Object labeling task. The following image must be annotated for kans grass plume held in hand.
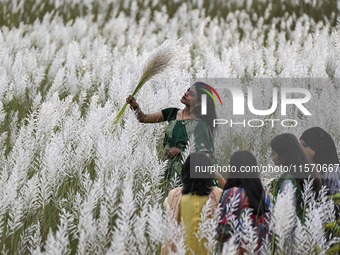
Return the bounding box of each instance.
[113,40,188,125]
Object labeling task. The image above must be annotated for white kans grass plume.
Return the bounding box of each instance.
[217,191,268,254]
[113,39,189,124]
[180,135,196,164]
[221,236,239,255]
[270,183,297,255]
[28,221,43,254]
[163,205,187,255]
[294,180,339,255]
[147,205,164,253]
[43,209,71,255]
[76,181,99,255]
[217,192,241,253]
[238,208,259,253]
[0,0,339,254]
[109,171,137,254]
[196,198,221,254]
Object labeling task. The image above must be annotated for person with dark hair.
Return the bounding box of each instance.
[216,151,271,254]
[127,82,225,191]
[162,152,223,255]
[300,127,340,195]
[270,133,323,219]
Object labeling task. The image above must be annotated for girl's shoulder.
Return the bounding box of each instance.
[210,186,223,200]
[220,187,250,212]
[164,187,183,214]
[274,173,298,195]
[168,187,183,199]
[223,186,245,195]
[221,187,246,202]
[194,118,209,126]
[161,107,180,122]
[205,187,223,211]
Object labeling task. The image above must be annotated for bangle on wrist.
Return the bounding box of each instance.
[134,106,141,114]
[130,104,139,111]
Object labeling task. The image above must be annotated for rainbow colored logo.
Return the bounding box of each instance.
[199,84,222,106]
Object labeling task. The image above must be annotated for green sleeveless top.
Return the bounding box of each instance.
[160,108,217,192]
[274,173,303,220]
[161,107,214,155]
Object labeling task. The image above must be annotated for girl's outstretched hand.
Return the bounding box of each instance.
[126,95,139,110]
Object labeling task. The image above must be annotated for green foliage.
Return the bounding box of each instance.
[325,193,340,255]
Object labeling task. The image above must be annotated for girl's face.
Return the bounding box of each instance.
[271,149,281,165]
[181,86,200,107]
[300,139,315,163]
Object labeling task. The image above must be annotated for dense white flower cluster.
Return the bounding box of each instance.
[0,0,339,253]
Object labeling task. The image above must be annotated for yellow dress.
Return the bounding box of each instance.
[179,194,210,255]
[163,187,222,255]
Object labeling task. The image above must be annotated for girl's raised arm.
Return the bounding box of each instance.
[126,96,164,123]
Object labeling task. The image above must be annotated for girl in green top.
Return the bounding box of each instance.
[270,133,322,220]
[300,127,340,195]
[126,82,226,193]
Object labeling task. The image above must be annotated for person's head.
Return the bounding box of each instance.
[181,152,214,196]
[270,133,323,195]
[180,85,200,108]
[224,150,268,215]
[181,82,217,135]
[300,127,340,165]
[270,133,307,167]
[227,150,259,180]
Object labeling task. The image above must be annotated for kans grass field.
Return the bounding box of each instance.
[0,0,340,254]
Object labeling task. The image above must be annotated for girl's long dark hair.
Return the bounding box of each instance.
[224,150,268,216]
[271,133,307,174]
[181,152,214,196]
[192,82,217,136]
[300,127,340,165]
[271,133,322,195]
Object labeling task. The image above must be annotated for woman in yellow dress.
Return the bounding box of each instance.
[162,152,223,255]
